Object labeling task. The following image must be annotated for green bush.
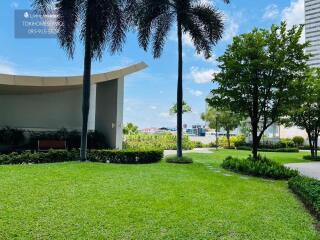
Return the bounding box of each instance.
[292,136,305,147]
[123,133,195,150]
[218,135,246,148]
[88,149,163,164]
[236,146,299,152]
[0,149,79,165]
[165,155,193,164]
[288,176,320,220]
[0,127,25,146]
[0,149,163,165]
[303,155,320,161]
[258,148,299,153]
[29,129,107,150]
[221,155,299,180]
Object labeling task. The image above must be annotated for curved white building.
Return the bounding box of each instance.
[0,62,147,149]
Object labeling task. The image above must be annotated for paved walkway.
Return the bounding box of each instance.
[164,148,215,156]
[285,162,320,179]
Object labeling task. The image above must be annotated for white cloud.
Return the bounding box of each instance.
[281,0,305,42]
[0,59,15,75]
[150,105,157,110]
[189,89,203,97]
[188,67,217,84]
[282,0,304,27]
[194,52,217,64]
[222,14,240,41]
[263,4,279,20]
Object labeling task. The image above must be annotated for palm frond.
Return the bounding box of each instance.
[136,0,171,51]
[153,12,174,58]
[56,0,82,58]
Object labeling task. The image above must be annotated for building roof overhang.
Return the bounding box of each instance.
[0,62,147,95]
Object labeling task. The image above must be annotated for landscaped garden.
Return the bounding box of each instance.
[0,151,319,239]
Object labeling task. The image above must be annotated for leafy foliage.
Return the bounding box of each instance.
[170,101,192,115]
[289,176,320,220]
[292,136,305,147]
[123,123,139,135]
[221,155,299,179]
[208,22,309,159]
[285,68,320,158]
[88,149,163,164]
[0,149,163,165]
[123,133,195,150]
[0,127,25,146]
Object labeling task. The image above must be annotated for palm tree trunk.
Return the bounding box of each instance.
[176,18,183,159]
[80,21,92,162]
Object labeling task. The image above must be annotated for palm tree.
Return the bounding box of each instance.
[33,0,135,161]
[135,0,229,159]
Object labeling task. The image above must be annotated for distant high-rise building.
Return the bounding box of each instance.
[305,0,320,67]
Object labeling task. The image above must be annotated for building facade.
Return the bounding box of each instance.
[0,62,147,149]
[305,0,320,67]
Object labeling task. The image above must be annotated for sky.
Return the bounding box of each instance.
[0,0,306,129]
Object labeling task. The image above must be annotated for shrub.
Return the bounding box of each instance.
[236,146,299,152]
[218,135,246,148]
[221,155,299,180]
[123,133,195,150]
[303,155,320,161]
[0,149,163,165]
[0,127,25,146]
[88,149,163,164]
[288,176,320,220]
[165,155,193,164]
[258,148,299,153]
[0,149,79,165]
[236,146,252,151]
[292,136,305,147]
[28,129,107,150]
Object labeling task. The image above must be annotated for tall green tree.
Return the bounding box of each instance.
[201,107,242,148]
[134,0,229,159]
[208,22,309,159]
[123,122,139,135]
[170,101,192,115]
[33,0,134,161]
[286,68,320,158]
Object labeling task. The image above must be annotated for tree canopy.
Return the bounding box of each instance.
[286,68,320,158]
[207,22,309,158]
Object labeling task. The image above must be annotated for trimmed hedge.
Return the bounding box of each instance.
[88,149,163,164]
[288,176,320,220]
[0,149,163,165]
[221,155,299,180]
[303,155,320,161]
[236,146,299,153]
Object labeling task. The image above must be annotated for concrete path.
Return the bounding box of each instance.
[285,162,320,179]
[164,148,215,156]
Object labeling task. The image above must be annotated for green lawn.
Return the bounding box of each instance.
[207,149,310,164]
[0,153,318,239]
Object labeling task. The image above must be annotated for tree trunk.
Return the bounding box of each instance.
[307,131,314,158]
[251,119,259,159]
[226,129,231,148]
[315,134,318,158]
[176,18,183,159]
[80,20,92,162]
[251,82,259,160]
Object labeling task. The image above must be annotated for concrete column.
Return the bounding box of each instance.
[95,78,124,149]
